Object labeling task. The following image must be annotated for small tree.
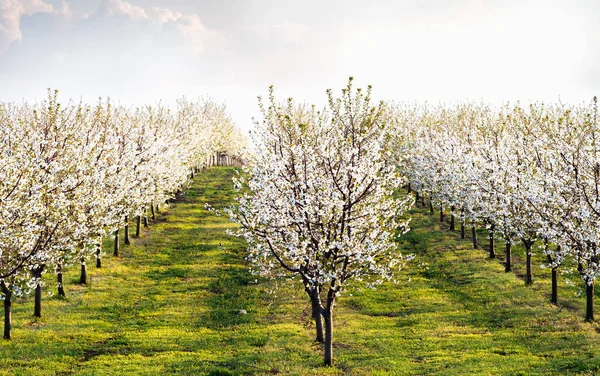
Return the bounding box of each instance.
[229,78,413,366]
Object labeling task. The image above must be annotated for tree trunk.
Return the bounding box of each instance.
[421,195,425,207]
[586,280,594,322]
[155,204,160,214]
[415,192,420,206]
[96,243,102,268]
[80,258,87,285]
[429,201,434,214]
[439,205,444,222]
[113,229,119,257]
[1,282,11,340]
[551,267,558,304]
[525,243,533,285]
[407,183,412,194]
[151,203,156,221]
[489,224,495,259]
[57,265,65,297]
[471,222,478,249]
[311,298,324,343]
[324,307,333,366]
[136,215,141,237]
[505,241,512,272]
[143,208,149,228]
[34,283,42,318]
[450,206,455,231]
[124,216,130,245]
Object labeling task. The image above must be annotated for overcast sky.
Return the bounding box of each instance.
[0,0,598,130]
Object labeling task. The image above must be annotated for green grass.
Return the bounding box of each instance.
[2,167,600,375]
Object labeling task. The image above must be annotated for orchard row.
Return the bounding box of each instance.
[400,97,600,321]
[0,90,247,340]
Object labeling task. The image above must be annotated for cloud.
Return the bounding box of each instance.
[103,0,224,54]
[176,14,227,54]
[0,0,53,53]
[52,0,71,19]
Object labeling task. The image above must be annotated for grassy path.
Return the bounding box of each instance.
[2,167,600,375]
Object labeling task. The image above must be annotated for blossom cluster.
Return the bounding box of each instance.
[398,98,600,288]
[0,90,247,298]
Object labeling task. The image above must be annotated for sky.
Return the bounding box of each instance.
[0,0,599,131]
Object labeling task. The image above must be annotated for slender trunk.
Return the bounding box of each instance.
[505,240,512,272]
[586,280,594,322]
[151,203,156,221]
[439,205,444,222]
[57,265,65,297]
[489,224,495,259]
[311,298,324,343]
[113,229,119,257]
[96,243,102,268]
[525,243,533,285]
[450,206,455,231]
[124,215,130,245]
[429,201,434,214]
[551,267,558,304]
[415,192,420,206]
[34,283,42,318]
[461,221,465,239]
[471,222,478,249]
[1,282,12,340]
[421,195,425,207]
[80,258,87,285]
[407,183,412,194]
[136,216,141,238]
[155,204,160,214]
[324,307,333,366]
[143,207,149,228]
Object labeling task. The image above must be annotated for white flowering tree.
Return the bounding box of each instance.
[228,79,413,366]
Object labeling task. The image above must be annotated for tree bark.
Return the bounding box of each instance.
[439,205,444,222]
[586,280,594,322]
[80,257,87,285]
[525,242,533,285]
[34,283,42,318]
[429,201,434,214]
[57,265,65,297]
[471,222,478,249]
[113,229,119,257]
[311,298,324,343]
[96,243,102,268]
[124,216,130,245]
[143,207,149,228]
[151,203,156,221]
[505,241,512,272]
[324,307,333,366]
[136,215,141,237]
[1,282,11,340]
[551,267,558,304]
[450,206,455,231]
[489,224,495,259]
[415,192,420,206]
[407,183,411,194]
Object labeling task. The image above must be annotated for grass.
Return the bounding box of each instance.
[2,167,600,375]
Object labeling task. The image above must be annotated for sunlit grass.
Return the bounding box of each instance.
[1,168,600,375]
